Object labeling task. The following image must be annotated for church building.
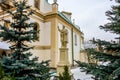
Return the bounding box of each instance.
[0,0,84,68]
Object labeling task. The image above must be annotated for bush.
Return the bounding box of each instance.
[58,66,71,80]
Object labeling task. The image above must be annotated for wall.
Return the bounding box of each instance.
[0,0,84,68]
[40,22,51,45]
[42,0,52,13]
[28,15,52,63]
[30,49,51,62]
[29,16,51,46]
[28,0,52,13]
[73,31,81,61]
[80,51,89,63]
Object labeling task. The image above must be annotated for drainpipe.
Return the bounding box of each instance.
[71,28,74,66]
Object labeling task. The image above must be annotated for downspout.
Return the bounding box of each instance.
[71,28,74,66]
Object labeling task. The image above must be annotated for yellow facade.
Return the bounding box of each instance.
[0,0,84,68]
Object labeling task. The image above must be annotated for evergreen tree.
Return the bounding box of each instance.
[0,62,4,79]
[58,66,71,80]
[0,62,15,80]
[0,0,50,80]
[76,0,120,80]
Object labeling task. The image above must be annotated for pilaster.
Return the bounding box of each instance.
[50,18,58,67]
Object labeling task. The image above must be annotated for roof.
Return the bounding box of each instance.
[58,12,81,31]
[0,41,11,50]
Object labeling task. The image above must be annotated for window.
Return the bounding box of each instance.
[34,0,40,9]
[75,34,77,46]
[33,22,40,41]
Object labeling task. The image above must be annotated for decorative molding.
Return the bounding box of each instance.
[31,45,51,50]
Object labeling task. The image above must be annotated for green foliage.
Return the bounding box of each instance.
[58,66,71,80]
[0,62,4,79]
[99,0,120,35]
[76,0,120,80]
[92,39,120,53]
[0,62,15,80]
[76,48,120,80]
[0,0,50,80]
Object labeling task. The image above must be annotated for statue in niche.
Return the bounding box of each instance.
[58,26,68,48]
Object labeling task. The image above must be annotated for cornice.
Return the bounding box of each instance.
[0,7,83,35]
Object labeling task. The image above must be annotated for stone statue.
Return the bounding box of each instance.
[58,26,68,48]
[53,0,57,3]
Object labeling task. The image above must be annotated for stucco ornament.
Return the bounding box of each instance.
[54,0,57,3]
[58,26,68,48]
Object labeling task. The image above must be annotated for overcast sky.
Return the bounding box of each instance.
[49,0,117,41]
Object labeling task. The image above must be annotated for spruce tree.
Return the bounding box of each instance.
[0,62,15,80]
[0,62,4,79]
[76,0,120,80]
[58,66,71,80]
[0,0,50,80]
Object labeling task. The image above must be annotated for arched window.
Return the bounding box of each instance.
[75,34,77,46]
[34,0,40,9]
[33,22,40,41]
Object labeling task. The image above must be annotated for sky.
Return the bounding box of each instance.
[48,0,117,41]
